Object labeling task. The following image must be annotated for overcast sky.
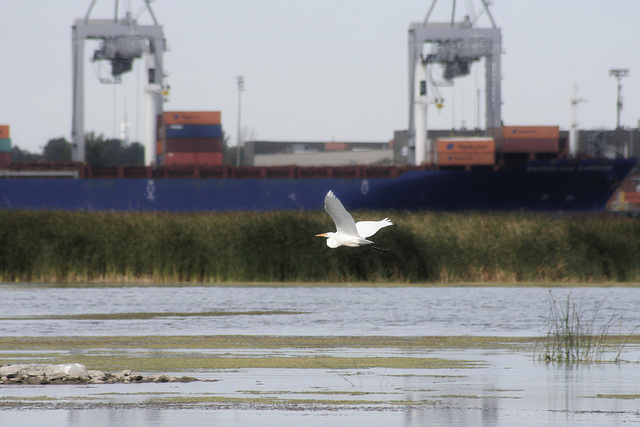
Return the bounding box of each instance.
[2,0,639,154]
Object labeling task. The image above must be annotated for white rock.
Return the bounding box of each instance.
[115,369,132,380]
[24,366,46,377]
[88,370,107,381]
[45,363,89,380]
[0,365,26,377]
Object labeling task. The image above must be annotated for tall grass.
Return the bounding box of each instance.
[0,210,639,283]
[536,291,635,363]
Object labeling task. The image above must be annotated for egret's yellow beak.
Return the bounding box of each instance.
[315,233,326,237]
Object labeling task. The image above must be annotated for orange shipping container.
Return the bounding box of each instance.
[502,126,559,140]
[437,138,495,153]
[437,152,495,166]
[0,125,9,139]
[164,111,221,125]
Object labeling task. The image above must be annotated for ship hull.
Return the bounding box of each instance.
[0,159,636,212]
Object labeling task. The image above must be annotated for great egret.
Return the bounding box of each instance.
[315,190,393,249]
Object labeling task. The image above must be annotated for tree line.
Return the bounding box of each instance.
[12,132,144,167]
[12,132,237,166]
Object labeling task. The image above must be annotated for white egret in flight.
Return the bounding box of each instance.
[315,190,393,249]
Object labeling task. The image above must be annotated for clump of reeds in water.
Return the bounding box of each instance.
[536,291,633,363]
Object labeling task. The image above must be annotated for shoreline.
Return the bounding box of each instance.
[3,281,640,288]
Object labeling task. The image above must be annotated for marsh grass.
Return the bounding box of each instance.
[0,335,537,351]
[0,210,639,283]
[536,291,636,363]
[0,354,479,372]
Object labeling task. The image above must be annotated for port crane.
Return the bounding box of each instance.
[569,84,586,157]
[71,0,168,165]
[408,0,502,165]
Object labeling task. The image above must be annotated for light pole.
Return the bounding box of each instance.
[609,69,629,130]
[236,76,245,166]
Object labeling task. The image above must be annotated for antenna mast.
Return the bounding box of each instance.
[609,68,629,130]
[569,84,586,157]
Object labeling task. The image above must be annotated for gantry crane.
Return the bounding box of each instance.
[408,0,502,165]
[71,0,168,165]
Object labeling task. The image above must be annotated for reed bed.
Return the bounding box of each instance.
[536,292,636,362]
[0,210,639,283]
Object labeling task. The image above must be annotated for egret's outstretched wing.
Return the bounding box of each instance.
[355,218,393,238]
[324,191,359,236]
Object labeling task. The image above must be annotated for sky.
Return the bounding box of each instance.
[1,0,639,154]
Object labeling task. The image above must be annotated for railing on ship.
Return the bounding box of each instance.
[86,165,410,179]
[5,162,438,179]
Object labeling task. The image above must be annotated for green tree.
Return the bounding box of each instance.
[11,146,43,162]
[85,132,144,167]
[121,142,145,166]
[43,138,72,162]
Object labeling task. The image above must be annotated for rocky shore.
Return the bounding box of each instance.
[0,363,197,385]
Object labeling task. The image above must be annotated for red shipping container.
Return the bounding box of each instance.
[503,139,559,153]
[0,152,11,167]
[196,152,223,166]
[165,152,197,165]
[0,125,9,139]
[166,138,223,153]
[156,115,165,140]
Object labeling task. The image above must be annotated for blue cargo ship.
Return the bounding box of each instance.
[0,158,636,212]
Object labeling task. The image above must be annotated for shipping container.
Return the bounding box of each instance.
[156,140,163,155]
[324,142,349,151]
[502,126,559,140]
[164,111,221,125]
[166,124,223,139]
[437,152,495,166]
[164,152,223,166]
[156,115,165,140]
[503,139,559,153]
[0,152,10,167]
[165,152,197,165]
[621,191,640,202]
[166,138,223,153]
[437,138,495,153]
[196,152,223,166]
[0,138,11,153]
[0,126,9,139]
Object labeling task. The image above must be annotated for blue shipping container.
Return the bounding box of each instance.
[0,138,11,153]
[166,124,223,139]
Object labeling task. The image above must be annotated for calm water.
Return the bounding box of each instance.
[1,285,639,337]
[2,284,640,426]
